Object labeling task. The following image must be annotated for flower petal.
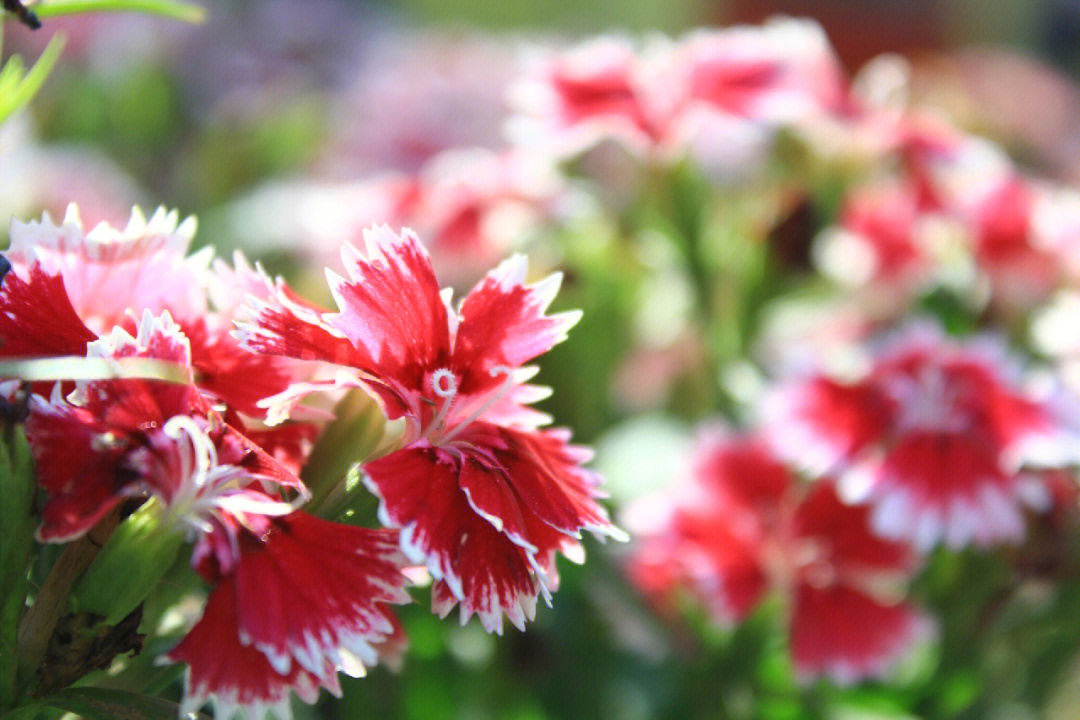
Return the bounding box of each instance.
[231,514,410,679]
[790,583,930,685]
[365,446,544,633]
[485,424,625,541]
[26,398,131,542]
[453,255,580,396]
[0,263,96,359]
[325,226,451,390]
[167,579,327,720]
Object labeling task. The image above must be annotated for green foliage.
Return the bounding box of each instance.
[1,686,209,720]
[0,34,64,125]
[0,429,35,710]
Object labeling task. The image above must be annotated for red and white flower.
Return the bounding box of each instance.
[166,505,409,720]
[1,205,306,424]
[509,35,662,158]
[654,18,851,170]
[509,18,852,172]
[25,312,300,543]
[241,225,624,632]
[627,431,931,684]
[820,112,1075,311]
[813,178,947,295]
[124,410,410,718]
[765,324,1075,549]
[21,309,409,717]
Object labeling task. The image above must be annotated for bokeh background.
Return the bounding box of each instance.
[7,2,1080,719]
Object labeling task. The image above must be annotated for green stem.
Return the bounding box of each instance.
[665,162,724,411]
[33,0,205,23]
[14,516,116,697]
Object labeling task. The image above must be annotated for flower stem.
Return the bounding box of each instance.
[14,513,118,697]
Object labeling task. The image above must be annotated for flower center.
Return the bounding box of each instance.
[891,366,971,435]
[422,365,516,445]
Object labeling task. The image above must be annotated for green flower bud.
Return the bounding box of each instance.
[71,499,186,626]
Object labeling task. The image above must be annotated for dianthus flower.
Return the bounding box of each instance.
[509,18,851,169]
[25,312,409,717]
[241,225,625,633]
[654,18,850,168]
[814,178,944,294]
[25,311,302,542]
[510,35,662,157]
[0,205,301,422]
[765,324,1075,549]
[627,432,931,684]
[856,117,1074,310]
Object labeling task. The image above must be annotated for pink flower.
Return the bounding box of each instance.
[222,148,560,293]
[819,179,936,291]
[917,138,1065,307]
[765,325,1074,549]
[6,205,208,334]
[1,206,306,424]
[510,36,662,158]
[241,225,624,632]
[510,20,852,172]
[404,149,562,289]
[656,19,851,167]
[627,432,930,684]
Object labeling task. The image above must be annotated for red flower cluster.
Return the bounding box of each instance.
[765,325,1077,549]
[818,120,1079,309]
[1,208,619,716]
[628,323,1078,683]
[628,433,932,684]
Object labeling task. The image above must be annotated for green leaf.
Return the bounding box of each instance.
[0,356,192,385]
[21,687,209,720]
[33,0,205,23]
[0,33,65,125]
[0,428,36,709]
[0,704,44,720]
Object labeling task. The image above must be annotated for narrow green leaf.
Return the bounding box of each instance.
[0,429,36,709]
[30,687,209,720]
[0,34,64,124]
[0,55,25,89]
[0,356,191,385]
[34,0,206,24]
[0,703,45,720]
